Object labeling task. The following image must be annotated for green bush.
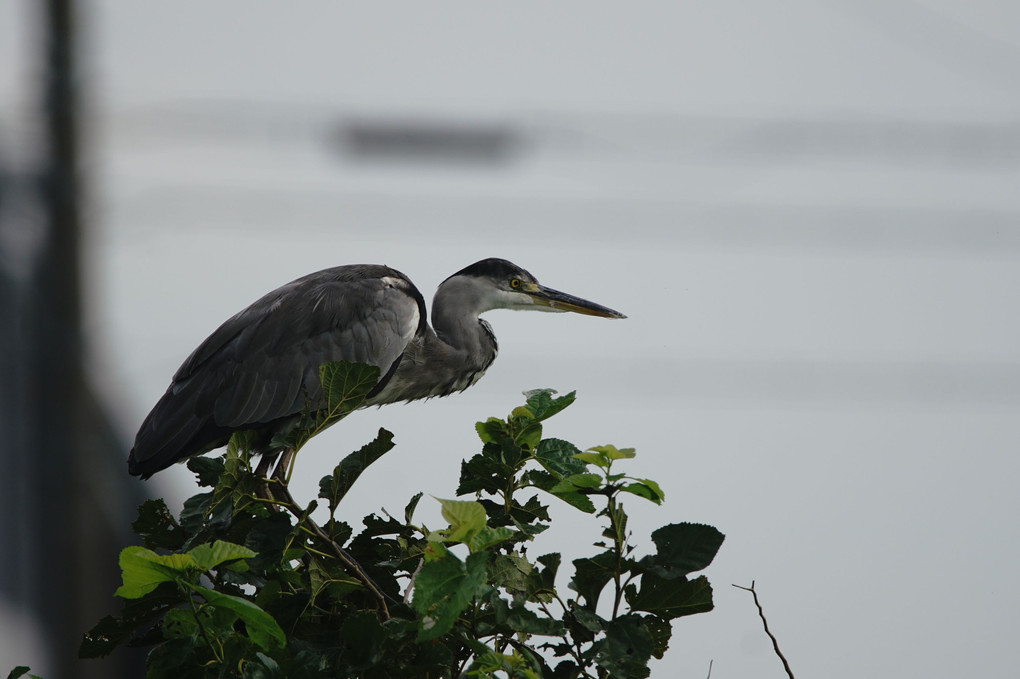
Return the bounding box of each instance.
[81,362,723,678]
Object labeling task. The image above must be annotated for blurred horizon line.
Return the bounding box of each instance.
[76,100,1020,169]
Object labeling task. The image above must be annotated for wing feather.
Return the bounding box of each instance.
[128,265,423,477]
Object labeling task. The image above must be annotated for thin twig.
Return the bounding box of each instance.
[705,659,713,679]
[404,557,424,603]
[257,466,394,619]
[732,581,794,679]
[249,445,394,617]
[272,480,394,619]
[186,592,224,663]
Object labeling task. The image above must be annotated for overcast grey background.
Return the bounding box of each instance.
[3,1,1020,677]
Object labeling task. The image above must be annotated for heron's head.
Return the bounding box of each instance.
[437,258,626,319]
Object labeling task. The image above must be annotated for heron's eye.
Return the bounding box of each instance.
[510,279,522,289]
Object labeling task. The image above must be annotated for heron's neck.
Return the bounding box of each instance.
[431,283,498,369]
[368,283,498,405]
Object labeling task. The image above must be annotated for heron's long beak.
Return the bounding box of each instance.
[526,283,627,319]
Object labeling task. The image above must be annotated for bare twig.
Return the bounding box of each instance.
[706,659,713,679]
[732,581,794,679]
[404,557,424,603]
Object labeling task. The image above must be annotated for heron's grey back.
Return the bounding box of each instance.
[128,265,423,476]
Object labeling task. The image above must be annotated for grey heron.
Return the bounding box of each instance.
[127,258,625,481]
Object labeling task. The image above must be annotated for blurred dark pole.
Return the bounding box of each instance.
[0,1,147,677]
[32,0,88,676]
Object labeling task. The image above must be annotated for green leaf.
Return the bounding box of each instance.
[489,553,533,593]
[458,450,515,495]
[226,429,260,457]
[619,480,665,505]
[512,494,551,525]
[587,444,636,461]
[241,511,293,570]
[340,610,388,671]
[244,652,284,679]
[475,417,509,444]
[548,494,597,516]
[435,498,514,552]
[438,498,488,543]
[569,551,617,609]
[510,405,535,421]
[572,451,610,468]
[548,473,603,512]
[465,526,516,553]
[79,586,181,658]
[405,491,424,524]
[627,574,714,619]
[318,428,395,512]
[413,551,489,640]
[602,500,628,546]
[514,421,544,451]
[161,608,200,640]
[7,667,32,679]
[524,389,575,421]
[643,523,725,579]
[534,438,587,478]
[549,473,602,494]
[189,585,286,651]
[187,540,256,572]
[178,490,214,534]
[422,540,452,563]
[114,546,192,599]
[553,492,597,514]
[217,444,262,508]
[526,553,560,600]
[471,646,544,678]
[505,604,565,636]
[570,605,604,633]
[529,471,596,514]
[145,637,193,675]
[186,456,225,487]
[495,435,526,468]
[511,516,549,540]
[79,614,131,659]
[645,615,673,659]
[132,499,185,551]
[594,614,655,679]
[320,361,381,420]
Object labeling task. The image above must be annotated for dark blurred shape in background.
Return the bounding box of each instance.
[337,118,523,164]
[0,2,144,677]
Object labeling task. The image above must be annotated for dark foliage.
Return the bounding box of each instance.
[80,363,723,678]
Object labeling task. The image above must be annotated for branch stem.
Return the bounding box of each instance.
[732,581,794,679]
[271,480,394,620]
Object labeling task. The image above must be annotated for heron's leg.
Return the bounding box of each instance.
[270,447,295,483]
[255,451,278,477]
[261,448,296,506]
[254,451,279,502]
